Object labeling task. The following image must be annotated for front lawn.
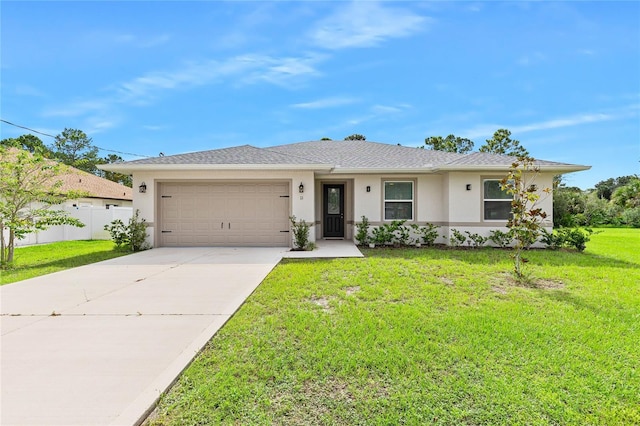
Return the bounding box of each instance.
[148,228,639,425]
[0,240,130,285]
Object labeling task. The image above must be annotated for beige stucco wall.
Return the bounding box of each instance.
[132,169,315,247]
[346,173,447,225]
[442,171,555,243]
[131,169,556,247]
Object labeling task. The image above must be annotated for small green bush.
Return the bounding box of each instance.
[541,227,593,252]
[489,229,514,248]
[561,227,593,252]
[411,223,440,246]
[104,209,150,252]
[392,220,411,246]
[372,225,393,246]
[449,228,467,247]
[289,215,313,250]
[540,229,563,250]
[465,231,488,248]
[355,216,371,246]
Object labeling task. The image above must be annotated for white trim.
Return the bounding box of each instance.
[98,163,334,173]
[383,180,414,221]
[482,179,511,221]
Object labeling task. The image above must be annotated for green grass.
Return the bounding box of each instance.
[0,240,130,285]
[146,228,640,425]
[148,228,639,425]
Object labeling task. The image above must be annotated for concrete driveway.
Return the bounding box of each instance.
[0,247,285,426]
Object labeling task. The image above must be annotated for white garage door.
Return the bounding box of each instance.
[158,182,290,247]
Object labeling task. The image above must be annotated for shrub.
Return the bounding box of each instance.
[449,228,467,247]
[372,225,394,246]
[392,220,411,246]
[489,229,514,248]
[541,227,594,252]
[355,216,371,246]
[621,207,640,228]
[411,223,440,246]
[289,215,313,250]
[104,209,150,252]
[540,228,563,250]
[465,231,488,248]
[560,227,593,252]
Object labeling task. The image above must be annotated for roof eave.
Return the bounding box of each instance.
[98,163,335,173]
[436,165,591,173]
[324,167,437,174]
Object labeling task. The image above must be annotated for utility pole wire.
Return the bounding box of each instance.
[0,118,150,158]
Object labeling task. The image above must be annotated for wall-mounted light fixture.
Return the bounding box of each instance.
[299,182,304,193]
[466,184,472,191]
[139,182,147,193]
[366,185,371,192]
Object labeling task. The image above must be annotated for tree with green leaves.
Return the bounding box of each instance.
[0,147,86,268]
[479,129,529,157]
[594,175,636,200]
[500,156,551,280]
[98,154,132,187]
[52,128,100,174]
[1,134,53,157]
[611,177,640,208]
[424,134,474,153]
[344,134,366,141]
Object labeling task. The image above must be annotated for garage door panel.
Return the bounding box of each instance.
[159,182,290,247]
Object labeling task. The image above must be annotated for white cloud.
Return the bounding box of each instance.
[42,51,326,137]
[517,52,546,67]
[93,31,171,49]
[116,53,324,102]
[42,100,112,117]
[461,106,639,139]
[142,125,166,131]
[343,103,411,127]
[243,54,325,86]
[15,85,46,97]
[577,48,596,56]
[310,1,428,50]
[371,104,404,114]
[291,96,358,109]
[85,118,119,135]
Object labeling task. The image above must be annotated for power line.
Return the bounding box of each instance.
[1,118,150,158]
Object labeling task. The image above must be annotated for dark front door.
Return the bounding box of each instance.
[323,184,344,238]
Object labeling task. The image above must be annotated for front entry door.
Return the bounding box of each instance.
[323,184,344,238]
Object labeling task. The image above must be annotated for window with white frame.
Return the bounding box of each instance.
[483,179,512,220]
[384,181,413,220]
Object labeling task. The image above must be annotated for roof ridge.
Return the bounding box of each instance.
[260,144,327,165]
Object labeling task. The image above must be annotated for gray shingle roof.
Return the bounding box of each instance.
[442,151,579,168]
[122,144,326,165]
[267,140,462,169]
[104,140,588,173]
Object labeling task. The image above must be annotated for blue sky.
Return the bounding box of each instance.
[1,1,638,189]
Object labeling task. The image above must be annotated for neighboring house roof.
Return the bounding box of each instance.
[59,168,132,201]
[2,147,132,201]
[100,140,590,174]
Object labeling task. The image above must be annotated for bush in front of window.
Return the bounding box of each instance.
[410,223,440,246]
[489,229,515,248]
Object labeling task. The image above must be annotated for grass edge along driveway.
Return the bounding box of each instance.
[146,228,639,425]
[1,240,130,285]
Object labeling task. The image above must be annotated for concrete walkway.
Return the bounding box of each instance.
[0,242,363,426]
[0,248,286,426]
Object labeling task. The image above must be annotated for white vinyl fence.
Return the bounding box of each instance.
[6,206,133,247]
